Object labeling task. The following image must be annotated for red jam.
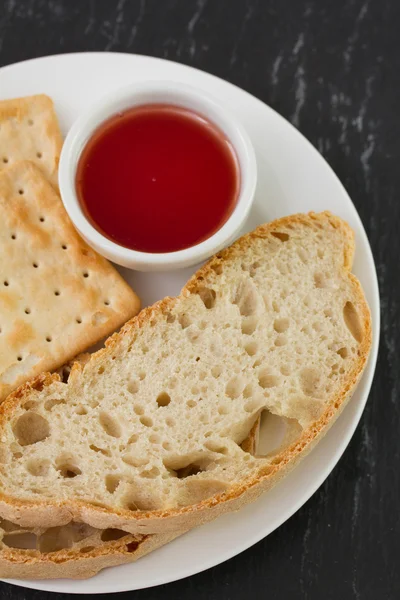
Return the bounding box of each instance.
[76,104,240,254]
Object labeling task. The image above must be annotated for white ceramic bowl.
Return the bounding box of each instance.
[59,81,257,271]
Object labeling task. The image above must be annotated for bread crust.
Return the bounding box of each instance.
[0,212,372,536]
[0,530,182,580]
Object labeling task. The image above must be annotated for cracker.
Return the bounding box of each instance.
[0,95,63,188]
[0,161,140,401]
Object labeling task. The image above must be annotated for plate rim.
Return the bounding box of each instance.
[0,51,380,594]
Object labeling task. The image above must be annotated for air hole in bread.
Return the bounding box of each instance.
[149,434,161,444]
[225,375,245,399]
[22,400,37,410]
[248,261,261,277]
[140,416,153,427]
[241,383,253,399]
[56,455,81,478]
[244,400,259,412]
[314,272,331,289]
[75,405,88,415]
[343,301,363,343]
[274,318,289,333]
[2,533,37,549]
[299,367,321,396]
[211,365,222,378]
[37,526,79,553]
[197,287,216,309]
[2,157,9,164]
[271,231,289,242]
[258,369,280,389]
[186,328,202,343]
[89,444,110,456]
[277,261,289,275]
[13,412,50,446]
[280,364,291,376]
[187,399,196,408]
[233,280,259,316]
[26,458,50,476]
[241,316,258,335]
[272,300,280,313]
[0,520,24,533]
[141,466,160,479]
[128,380,139,394]
[337,347,348,359]
[44,398,66,411]
[178,314,192,329]
[297,248,308,263]
[80,546,95,553]
[275,334,288,347]
[165,461,202,479]
[166,313,176,323]
[105,474,121,494]
[211,262,223,275]
[166,417,175,427]
[156,392,171,407]
[128,434,138,444]
[122,454,148,467]
[162,441,172,451]
[218,404,230,415]
[244,341,258,356]
[99,412,121,438]
[204,441,229,454]
[101,528,127,542]
[126,540,140,552]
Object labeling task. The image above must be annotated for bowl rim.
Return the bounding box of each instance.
[58,80,257,269]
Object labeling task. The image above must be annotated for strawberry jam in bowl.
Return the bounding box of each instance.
[59,81,257,271]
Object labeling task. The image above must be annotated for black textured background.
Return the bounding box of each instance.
[0,1,397,599]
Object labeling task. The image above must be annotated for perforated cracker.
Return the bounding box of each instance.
[0,161,140,401]
[0,95,63,188]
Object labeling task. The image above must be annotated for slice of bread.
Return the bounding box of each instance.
[0,420,259,579]
[0,212,371,535]
[0,518,181,580]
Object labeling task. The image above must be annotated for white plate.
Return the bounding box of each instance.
[0,52,379,594]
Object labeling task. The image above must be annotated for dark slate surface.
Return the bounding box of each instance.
[0,0,397,598]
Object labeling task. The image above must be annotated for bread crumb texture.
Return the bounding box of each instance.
[0,212,371,531]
